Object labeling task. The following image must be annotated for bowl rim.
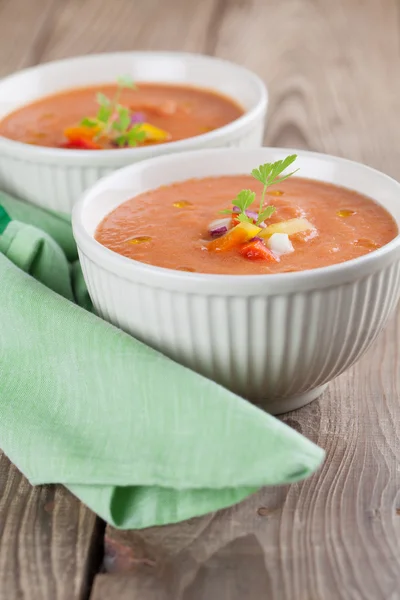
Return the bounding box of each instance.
[0,51,268,163]
[73,146,400,293]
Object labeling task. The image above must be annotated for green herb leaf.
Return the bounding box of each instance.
[232,189,256,212]
[80,117,98,128]
[256,206,276,225]
[117,75,136,89]
[217,154,298,230]
[251,154,298,187]
[115,125,147,148]
[115,135,128,148]
[237,212,252,223]
[97,105,113,124]
[96,92,111,107]
[251,155,299,222]
[126,126,146,147]
[269,171,300,186]
[112,106,131,132]
[219,209,233,215]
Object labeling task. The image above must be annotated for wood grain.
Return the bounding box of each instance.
[0,453,103,600]
[39,0,221,59]
[0,0,61,77]
[1,0,400,598]
[91,573,170,600]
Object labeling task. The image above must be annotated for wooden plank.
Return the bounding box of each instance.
[0,453,104,600]
[0,0,61,77]
[90,574,170,600]
[1,0,400,598]
[212,0,400,177]
[39,0,221,60]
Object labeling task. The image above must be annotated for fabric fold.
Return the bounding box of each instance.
[0,193,324,529]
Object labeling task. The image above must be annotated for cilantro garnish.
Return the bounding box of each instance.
[221,154,299,226]
[80,76,145,147]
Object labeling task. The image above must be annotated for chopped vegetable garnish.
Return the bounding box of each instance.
[220,189,256,223]
[239,240,280,262]
[208,222,261,252]
[267,233,294,256]
[61,133,102,150]
[220,155,299,227]
[208,217,231,238]
[207,155,312,261]
[259,217,314,239]
[64,125,101,141]
[63,76,171,149]
[136,122,170,142]
[130,112,145,125]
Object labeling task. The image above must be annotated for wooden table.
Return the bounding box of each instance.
[1,0,400,598]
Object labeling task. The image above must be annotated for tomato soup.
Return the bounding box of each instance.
[0,83,243,150]
[95,175,397,275]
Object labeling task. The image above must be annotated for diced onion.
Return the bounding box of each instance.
[267,233,294,256]
[208,218,232,238]
[130,112,145,125]
[231,207,259,221]
[245,210,258,221]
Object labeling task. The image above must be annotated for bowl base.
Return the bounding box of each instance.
[255,383,329,415]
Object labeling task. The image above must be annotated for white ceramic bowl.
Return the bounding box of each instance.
[0,52,267,214]
[72,148,400,414]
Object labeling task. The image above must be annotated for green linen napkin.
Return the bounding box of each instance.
[0,191,325,529]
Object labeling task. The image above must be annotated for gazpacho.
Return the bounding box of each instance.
[0,76,244,150]
[95,155,398,275]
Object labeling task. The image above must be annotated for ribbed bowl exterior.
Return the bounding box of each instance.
[0,159,113,213]
[0,120,264,214]
[79,250,400,413]
[73,147,400,414]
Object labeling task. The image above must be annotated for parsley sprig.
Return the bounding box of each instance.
[222,154,299,226]
[81,76,146,147]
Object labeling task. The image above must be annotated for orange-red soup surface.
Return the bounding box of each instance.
[95,176,398,275]
[0,83,243,148]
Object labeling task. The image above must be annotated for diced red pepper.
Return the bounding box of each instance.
[61,137,102,150]
[239,240,280,262]
[62,124,103,150]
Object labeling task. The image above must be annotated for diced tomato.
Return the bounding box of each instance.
[61,137,102,150]
[62,124,103,149]
[239,240,280,262]
[208,222,261,252]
